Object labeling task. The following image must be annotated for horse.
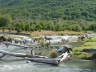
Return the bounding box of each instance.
[0,36,4,42]
[85,34,92,40]
[0,36,12,43]
[44,36,53,42]
[14,38,24,44]
[61,35,69,43]
[34,37,44,42]
[78,35,86,41]
[46,38,62,44]
[23,38,35,44]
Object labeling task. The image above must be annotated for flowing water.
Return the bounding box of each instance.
[0,42,96,72]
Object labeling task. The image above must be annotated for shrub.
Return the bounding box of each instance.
[40,40,45,46]
[49,50,58,58]
[29,34,39,37]
[44,42,50,47]
[58,33,64,36]
[40,41,50,47]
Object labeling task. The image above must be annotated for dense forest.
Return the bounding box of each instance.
[0,0,96,33]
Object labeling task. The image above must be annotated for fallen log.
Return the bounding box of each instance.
[58,52,69,62]
[3,42,29,49]
[0,54,5,58]
[0,50,70,65]
[0,49,59,65]
[24,57,60,65]
[24,52,70,65]
[0,50,48,58]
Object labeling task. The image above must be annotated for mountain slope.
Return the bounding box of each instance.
[0,0,96,21]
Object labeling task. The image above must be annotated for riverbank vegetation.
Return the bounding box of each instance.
[72,37,96,60]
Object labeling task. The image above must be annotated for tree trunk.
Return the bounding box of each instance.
[3,42,29,48]
[0,50,47,58]
[24,57,60,65]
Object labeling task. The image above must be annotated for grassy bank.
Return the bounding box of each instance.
[0,30,85,36]
[71,37,96,60]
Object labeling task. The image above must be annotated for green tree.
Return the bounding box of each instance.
[0,17,9,27]
[35,24,42,31]
[89,24,96,32]
[25,23,30,31]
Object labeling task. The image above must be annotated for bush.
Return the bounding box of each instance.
[49,50,58,58]
[40,40,45,46]
[44,42,50,47]
[16,28,22,33]
[58,33,64,36]
[29,34,39,37]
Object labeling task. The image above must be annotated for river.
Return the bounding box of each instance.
[0,42,96,72]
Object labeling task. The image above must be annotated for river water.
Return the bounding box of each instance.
[0,42,96,72]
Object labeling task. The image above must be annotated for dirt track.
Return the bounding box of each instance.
[0,30,84,35]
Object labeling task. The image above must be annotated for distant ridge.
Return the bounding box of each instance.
[0,0,96,20]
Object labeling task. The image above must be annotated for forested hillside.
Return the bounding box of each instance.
[0,0,96,32]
